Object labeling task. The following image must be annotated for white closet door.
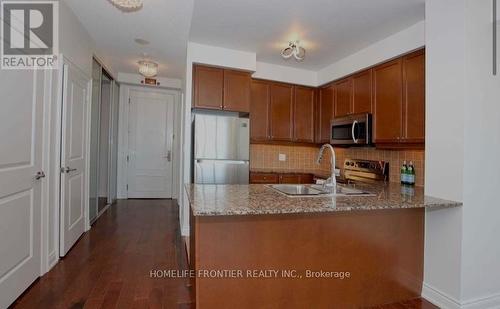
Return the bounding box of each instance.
[59,64,90,256]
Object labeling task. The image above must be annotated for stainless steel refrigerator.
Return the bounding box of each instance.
[193,113,250,184]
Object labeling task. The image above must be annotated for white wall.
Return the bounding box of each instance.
[188,42,257,71]
[317,21,425,85]
[117,72,182,89]
[423,1,466,305]
[252,61,317,86]
[424,0,500,308]
[461,0,500,305]
[59,1,115,77]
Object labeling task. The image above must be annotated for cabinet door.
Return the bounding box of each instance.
[224,69,251,112]
[334,78,353,117]
[317,85,334,143]
[269,83,294,141]
[299,174,314,184]
[293,86,315,143]
[193,65,224,110]
[250,80,271,141]
[279,174,301,184]
[250,172,279,184]
[352,69,372,114]
[373,59,403,143]
[402,50,425,144]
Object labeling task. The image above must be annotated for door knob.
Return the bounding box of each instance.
[164,151,172,162]
[35,171,46,180]
[61,167,77,173]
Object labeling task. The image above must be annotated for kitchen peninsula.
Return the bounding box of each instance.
[186,183,461,308]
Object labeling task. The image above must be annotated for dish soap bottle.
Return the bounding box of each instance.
[401,161,408,185]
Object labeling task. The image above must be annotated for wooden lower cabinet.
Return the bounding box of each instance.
[249,173,279,184]
[190,208,424,308]
[250,172,314,184]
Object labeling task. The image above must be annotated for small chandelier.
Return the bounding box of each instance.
[109,0,143,11]
[281,41,306,61]
[138,60,158,78]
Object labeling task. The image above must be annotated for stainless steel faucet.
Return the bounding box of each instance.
[316,144,337,193]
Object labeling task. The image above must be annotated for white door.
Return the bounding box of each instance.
[60,64,90,256]
[127,90,175,198]
[0,70,44,308]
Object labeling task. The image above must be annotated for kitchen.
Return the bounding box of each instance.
[187,48,462,308]
[2,0,499,309]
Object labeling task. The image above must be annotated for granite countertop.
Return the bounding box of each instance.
[186,183,462,216]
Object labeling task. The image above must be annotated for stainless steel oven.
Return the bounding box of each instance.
[330,113,372,146]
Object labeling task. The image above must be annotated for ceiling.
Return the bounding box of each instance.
[65,0,425,78]
[64,0,194,79]
[190,0,425,70]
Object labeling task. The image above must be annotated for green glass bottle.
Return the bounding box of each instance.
[400,161,408,185]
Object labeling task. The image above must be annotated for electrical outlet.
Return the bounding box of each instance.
[278,154,287,161]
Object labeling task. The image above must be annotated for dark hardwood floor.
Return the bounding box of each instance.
[12,199,438,309]
[12,199,193,309]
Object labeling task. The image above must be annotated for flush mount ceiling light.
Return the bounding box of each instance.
[138,59,158,78]
[109,0,143,11]
[281,41,306,61]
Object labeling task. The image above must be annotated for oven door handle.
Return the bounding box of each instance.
[352,120,359,144]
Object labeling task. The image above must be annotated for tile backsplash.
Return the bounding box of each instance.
[250,144,425,187]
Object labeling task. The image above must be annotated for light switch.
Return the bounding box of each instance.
[278,154,287,161]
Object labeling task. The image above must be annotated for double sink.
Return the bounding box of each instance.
[270,184,374,197]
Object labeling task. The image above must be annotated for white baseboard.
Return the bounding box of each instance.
[47,251,59,272]
[423,282,462,309]
[181,226,190,237]
[461,293,500,309]
[423,282,500,309]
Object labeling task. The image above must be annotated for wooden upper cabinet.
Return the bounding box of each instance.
[250,80,270,141]
[293,86,315,143]
[402,50,425,143]
[317,84,334,143]
[269,83,294,141]
[223,69,251,112]
[334,78,353,117]
[352,69,372,114]
[373,58,403,143]
[193,65,224,110]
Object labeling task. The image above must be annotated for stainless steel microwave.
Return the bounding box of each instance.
[330,113,372,146]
